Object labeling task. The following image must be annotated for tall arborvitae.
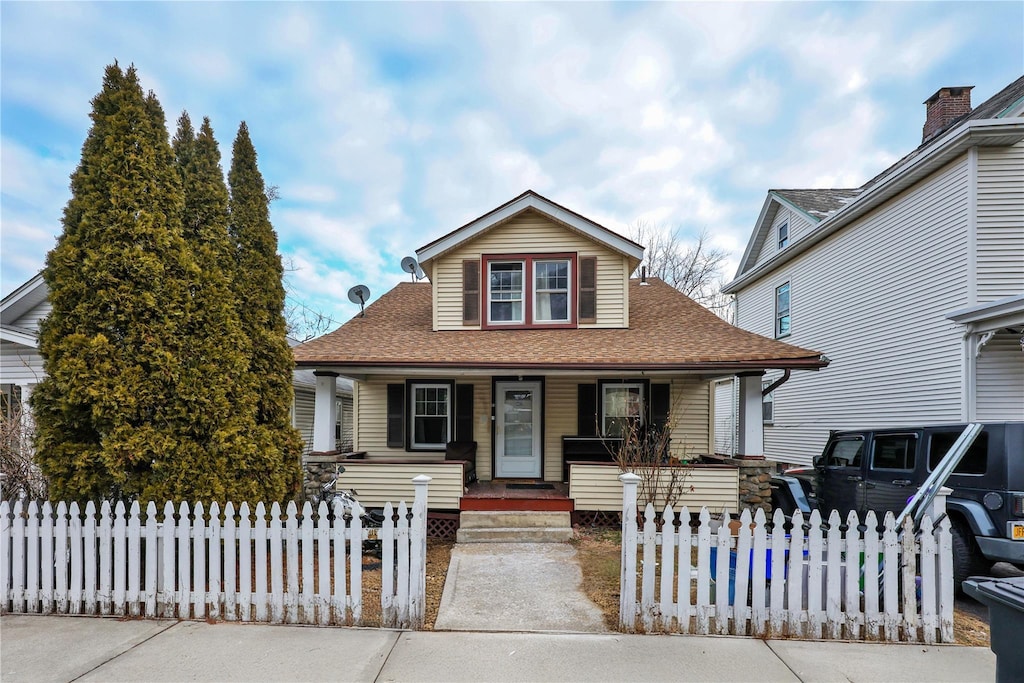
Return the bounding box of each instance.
[32,64,199,502]
[228,122,303,496]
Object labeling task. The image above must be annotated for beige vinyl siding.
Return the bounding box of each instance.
[354,375,493,473]
[432,210,630,330]
[735,155,971,466]
[668,378,712,457]
[975,332,1024,421]
[977,142,1024,302]
[544,377,578,482]
[569,464,739,511]
[754,208,815,266]
[331,461,464,510]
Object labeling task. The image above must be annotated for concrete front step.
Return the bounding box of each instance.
[456,511,573,543]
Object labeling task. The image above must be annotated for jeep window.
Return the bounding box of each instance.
[928,431,989,475]
[872,434,917,471]
[825,437,863,467]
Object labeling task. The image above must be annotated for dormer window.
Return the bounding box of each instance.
[482,253,578,329]
[777,222,789,250]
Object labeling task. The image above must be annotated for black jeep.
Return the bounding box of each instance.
[771,422,1024,591]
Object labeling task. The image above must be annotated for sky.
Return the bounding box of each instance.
[2,2,1022,333]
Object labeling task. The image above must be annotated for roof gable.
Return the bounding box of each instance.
[415,190,644,269]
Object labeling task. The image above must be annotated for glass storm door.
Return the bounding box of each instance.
[495,381,542,478]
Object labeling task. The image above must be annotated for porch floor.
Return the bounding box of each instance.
[460,480,574,512]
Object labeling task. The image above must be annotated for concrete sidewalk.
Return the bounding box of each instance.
[0,615,995,682]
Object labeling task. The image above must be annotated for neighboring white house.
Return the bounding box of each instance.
[719,76,1024,467]
[0,274,350,458]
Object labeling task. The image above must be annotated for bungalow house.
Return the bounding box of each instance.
[293,191,829,515]
[0,274,347,459]
[719,76,1024,467]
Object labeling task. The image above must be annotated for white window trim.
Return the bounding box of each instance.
[409,382,451,450]
[533,258,572,324]
[601,382,646,437]
[777,221,789,250]
[775,282,791,338]
[487,260,525,326]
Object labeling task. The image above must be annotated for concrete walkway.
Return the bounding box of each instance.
[0,615,996,682]
[434,543,607,632]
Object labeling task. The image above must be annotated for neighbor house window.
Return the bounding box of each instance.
[601,382,645,437]
[410,383,451,449]
[762,381,774,424]
[488,261,524,324]
[777,222,789,250]
[533,259,570,323]
[775,282,791,338]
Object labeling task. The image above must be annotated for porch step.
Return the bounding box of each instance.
[456,511,573,543]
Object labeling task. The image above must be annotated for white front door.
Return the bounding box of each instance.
[495,381,542,478]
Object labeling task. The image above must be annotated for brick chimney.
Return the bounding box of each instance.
[922,86,974,143]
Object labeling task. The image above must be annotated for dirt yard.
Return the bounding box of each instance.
[569,525,991,646]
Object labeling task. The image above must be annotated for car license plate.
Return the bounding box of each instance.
[1011,522,1024,541]
[366,529,378,541]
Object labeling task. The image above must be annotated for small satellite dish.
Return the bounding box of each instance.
[347,284,371,317]
[401,256,421,281]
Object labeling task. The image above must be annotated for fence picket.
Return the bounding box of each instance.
[805,510,823,639]
[160,502,176,618]
[380,502,395,627]
[714,511,731,635]
[824,509,842,639]
[40,501,54,614]
[315,501,331,626]
[69,502,83,614]
[936,517,954,643]
[675,505,692,634]
[862,510,880,639]
[208,502,221,621]
[641,504,657,632]
[410,478,429,628]
[331,499,346,624]
[26,500,40,613]
[83,502,97,615]
[394,502,408,627]
[732,509,752,635]
[844,510,862,639]
[128,502,142,617]
[350,505,363,624]
[750,508,768,637]
[618,474,639,631]
[786,510,804,636]
[193,502,206,620]
[142,502,156,618]
[223,502,237,621]
[270,503,284,624]
[300,501,314,624]
[239,502,254,622]
[695,508,711,634]
[881,512,899,641]
[919,515,937,644]
[900,516,918,642]
[176,502,191,619]
[11,499,26,614]
[285,501,299,624]
[254,502,268,622]
[0,500,10,612]
[768,508,786,636]
[113,501,127,616]
[659,505,675,632]
[98,501,112,615]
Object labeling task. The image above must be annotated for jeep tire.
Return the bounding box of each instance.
[951,520,991,593]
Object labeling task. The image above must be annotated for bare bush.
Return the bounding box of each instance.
[0,402,47,500]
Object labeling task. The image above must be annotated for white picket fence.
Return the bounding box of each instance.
[619,474,954,643]
[0,475,430,628]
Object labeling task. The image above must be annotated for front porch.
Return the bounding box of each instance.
[460,480,573,512]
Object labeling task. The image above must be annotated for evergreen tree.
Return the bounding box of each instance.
[228,122,303,496]
[33,64,199,502]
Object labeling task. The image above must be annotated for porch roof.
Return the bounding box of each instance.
[294,278,827,372]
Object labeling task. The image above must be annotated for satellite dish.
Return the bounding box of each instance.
[347,284,371,317]
[401,256,422,281]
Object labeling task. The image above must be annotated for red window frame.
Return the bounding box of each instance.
[481,253,578,329]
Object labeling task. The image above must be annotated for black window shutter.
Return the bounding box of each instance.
[577,383,598,436]
[386,383,406,449]
[650,383,671,431]
[455,384,474,442]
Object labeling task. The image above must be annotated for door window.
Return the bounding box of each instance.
[824,437,863,467]
[871,434,917,471]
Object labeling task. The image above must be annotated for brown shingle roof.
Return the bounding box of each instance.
[294,279,826,371]
[772,189,861,220]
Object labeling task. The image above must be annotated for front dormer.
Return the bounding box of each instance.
[416,191,644,331]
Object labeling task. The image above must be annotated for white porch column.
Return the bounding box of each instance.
[18,384,34,432]
[736,372,765,459]
[313,371,339,453]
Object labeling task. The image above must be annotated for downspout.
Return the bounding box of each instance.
[762,369,791,396]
